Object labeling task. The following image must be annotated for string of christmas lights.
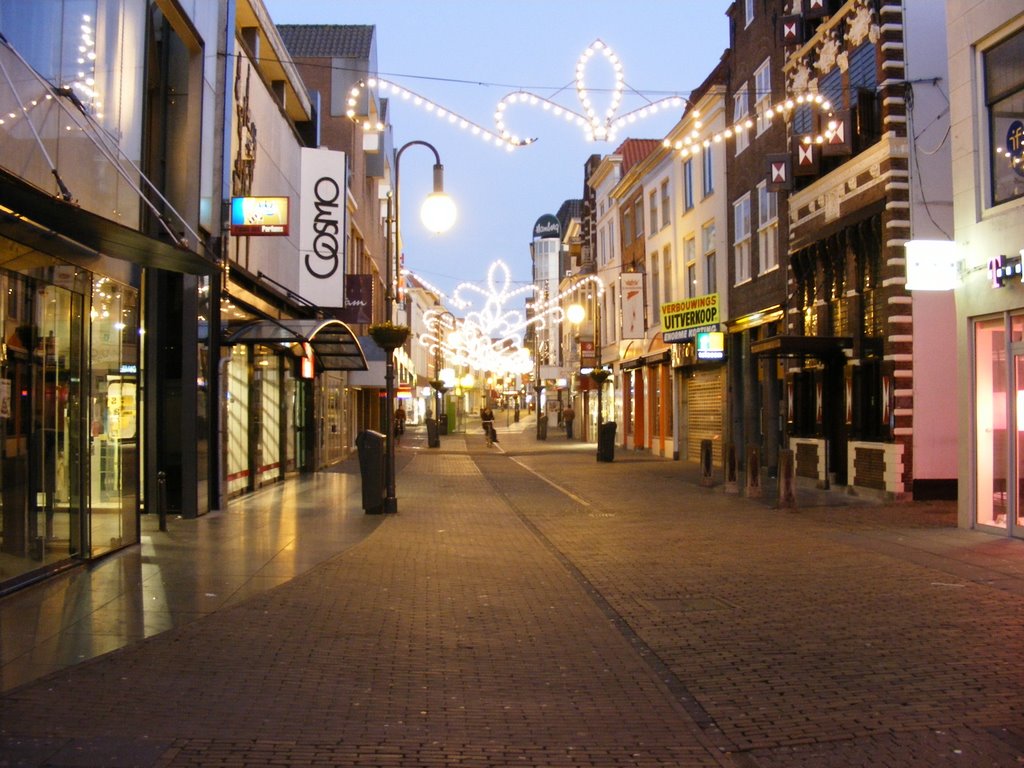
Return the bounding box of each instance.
[412,263,605,375]
[346,78,531,151]
[348,39,691,150]
[495,39,687,144]
[663,93,835,157]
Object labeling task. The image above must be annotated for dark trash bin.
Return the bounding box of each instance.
[426,418,440,448]
[537,417,548,440]
[597,421,617,462]
[355,430,386,514]
[438,416,448,435]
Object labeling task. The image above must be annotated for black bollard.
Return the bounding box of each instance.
[157,470,168,531]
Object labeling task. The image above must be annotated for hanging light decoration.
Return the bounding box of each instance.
[413,263,604,375]
[495,39,687,146]
[346,78,532,151]
[347,39,690,151]
[664,92,834,157]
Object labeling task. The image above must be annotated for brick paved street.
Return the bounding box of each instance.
[1,418,1023,766]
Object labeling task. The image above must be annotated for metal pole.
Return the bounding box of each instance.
[385,141,446,514]
[384,192,397,513]
[596,291,603,429]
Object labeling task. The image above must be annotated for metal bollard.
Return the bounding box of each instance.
[745,444,762,498]
[724,442,739,494]
[700,439,714,487]
[157,470,168,531]
[778,449,797,509]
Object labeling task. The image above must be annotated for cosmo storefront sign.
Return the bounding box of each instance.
[299,148,347,309]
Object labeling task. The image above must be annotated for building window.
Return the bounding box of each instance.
[757,181,778,274]
[684,236,697,298]
[794,104,813,135]
[754,59,772,135]
[733,195,751,284]
[986,28,1024,206]
[623,208,633,245]
[660,181,670,229]
[849,42,877,93]
[649,190,658,233]
[683,159,695,210]
[650,251,661,314]
[702,148,714,197]
[802,280,818,336]
[820,68,843,113]
[598,227,607,266]
[850,43,881,149]
[702,220,717,294]
[744,0,754,28]
[634,198,644,238]
[662,245,672,303]
[733,83,750,154]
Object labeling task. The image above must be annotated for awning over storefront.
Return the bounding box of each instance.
[223,318,368,371]
[750,335,852,359]
[0,169,218,276]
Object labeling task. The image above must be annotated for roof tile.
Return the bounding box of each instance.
[277,25,374,58]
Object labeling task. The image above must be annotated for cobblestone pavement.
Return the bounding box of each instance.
[1,418,1023,766]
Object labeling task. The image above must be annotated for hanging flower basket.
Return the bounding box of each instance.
[368,322,411,350]
[429,379,449,393]
[588,367,612,385]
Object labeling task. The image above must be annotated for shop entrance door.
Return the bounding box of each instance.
[1013,350,1024,538]
[1,278,83,574]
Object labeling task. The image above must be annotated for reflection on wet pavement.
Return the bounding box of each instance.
[0,469,383,692]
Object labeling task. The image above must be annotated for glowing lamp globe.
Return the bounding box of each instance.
[420,192,457,234]
[566,303,586,325]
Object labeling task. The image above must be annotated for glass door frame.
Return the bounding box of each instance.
[1011,342,1024,539]
[973,312,1024,539]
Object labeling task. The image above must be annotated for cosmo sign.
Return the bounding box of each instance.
[299,147,347,309]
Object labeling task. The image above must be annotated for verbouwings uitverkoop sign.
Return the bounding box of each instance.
[299,148,347,309]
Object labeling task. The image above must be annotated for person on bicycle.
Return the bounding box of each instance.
[480,404,496,447]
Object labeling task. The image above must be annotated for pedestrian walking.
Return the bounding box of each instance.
[562,404,576,439]
[394,403,407,446]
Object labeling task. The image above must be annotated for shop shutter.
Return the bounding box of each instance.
[686,369,724,465]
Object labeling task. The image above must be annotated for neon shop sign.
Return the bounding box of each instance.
[988,251,1024,288]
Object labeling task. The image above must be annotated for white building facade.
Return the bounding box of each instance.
[948,1,1024,536]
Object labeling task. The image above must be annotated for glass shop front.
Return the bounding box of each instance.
[0,250,139,593]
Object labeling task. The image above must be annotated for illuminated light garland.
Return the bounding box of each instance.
[71,14,101,117]
[347,39,689,150]
[410,262,604,375]
[1,14,100,130]
[662,92,834,157]
[496,39,687,144]
[347,78,532,152]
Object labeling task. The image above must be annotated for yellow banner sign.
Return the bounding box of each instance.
[660,293,720,332]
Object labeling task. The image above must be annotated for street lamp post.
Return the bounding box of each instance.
[384,141,456,513]
[568,287,606,443]
[432,310,455,434]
